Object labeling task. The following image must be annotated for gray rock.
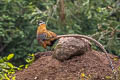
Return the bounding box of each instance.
[52,37,91,61]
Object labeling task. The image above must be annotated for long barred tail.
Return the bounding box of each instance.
[57,34,115,71]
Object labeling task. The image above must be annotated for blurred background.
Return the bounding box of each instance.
[0,0,120,65]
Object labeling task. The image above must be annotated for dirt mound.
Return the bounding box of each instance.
[15,50,120,80]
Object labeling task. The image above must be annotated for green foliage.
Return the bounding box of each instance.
[0,0,42,61]
[0,53,16,80]
[0,0,120,65]
[0,53,35,79]
[25,53,35,68]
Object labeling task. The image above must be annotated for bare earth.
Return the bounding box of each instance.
[15,50,120,80]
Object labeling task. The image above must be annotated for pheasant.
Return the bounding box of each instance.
[36,21,57,49]
[36,21,114,71]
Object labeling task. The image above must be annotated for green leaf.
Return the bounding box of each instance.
[19,65,24,68]
[4,73,10,80]
[7,62,14,68]
[12,76,16,80]
[25,64,29,69]
[7,54,14,61]
[0,58,4,63]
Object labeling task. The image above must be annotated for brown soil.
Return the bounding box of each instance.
[15,50,120,80]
